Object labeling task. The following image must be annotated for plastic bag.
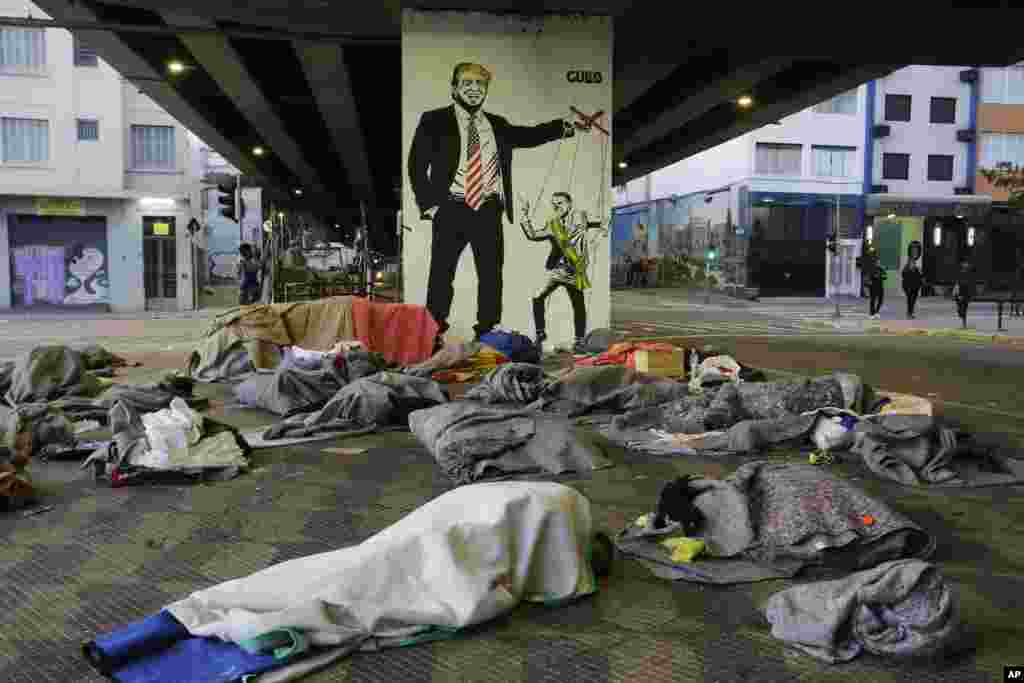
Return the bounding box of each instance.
[810,415,855,452]
[139,398,204,468]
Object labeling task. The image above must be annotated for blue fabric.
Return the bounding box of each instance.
[478,331,539,364]
[84,610,281,683]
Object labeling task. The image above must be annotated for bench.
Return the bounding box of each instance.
[967,294,1024,331]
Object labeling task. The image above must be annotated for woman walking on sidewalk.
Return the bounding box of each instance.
[953,260,975,329]
[867,261,887,319]
[901,241,923,319]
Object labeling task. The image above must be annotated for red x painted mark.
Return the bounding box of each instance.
[571,106,609,137]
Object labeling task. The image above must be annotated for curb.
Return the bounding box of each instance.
[876,325,1024,346]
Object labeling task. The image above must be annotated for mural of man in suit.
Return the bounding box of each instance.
[408,62,577,348]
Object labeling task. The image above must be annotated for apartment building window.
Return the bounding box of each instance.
[813,90,858,115]
[927,154,954,181]
[929,97,956,124]
[812,146,855,177]
[0,28,47,73]
[755,143,801,175]
[884,94,912,122]
[1,117,49,163]
[980,132,1024,168]
[73,36,98,67]
[882,152,910,180]
[981,66,1024,104]
[77,119,99,141]
[130,125,175,170]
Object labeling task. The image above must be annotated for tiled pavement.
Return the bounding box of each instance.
[1,363,1022,682]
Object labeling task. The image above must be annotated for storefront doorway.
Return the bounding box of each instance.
[143,217,177,311]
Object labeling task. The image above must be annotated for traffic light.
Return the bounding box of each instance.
[218,176,240,223]
[706,247,717,261]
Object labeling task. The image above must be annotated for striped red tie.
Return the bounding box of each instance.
[465,115,483,211]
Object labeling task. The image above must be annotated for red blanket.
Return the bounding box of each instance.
[351,298,439,365]
[575,341,679,369]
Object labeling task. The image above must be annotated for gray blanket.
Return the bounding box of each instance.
[764,559,959,663]
[5,346,106,405]
[533,365,689,417]
[611,374,852,436]
[409,401,613,486]
[51,375,201,425]
[464,363,548,405]
[850,415,1024,487]
[236,365,346,416]
[617,462,934,584]
[263,372,447,441]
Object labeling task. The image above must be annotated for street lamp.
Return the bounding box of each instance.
[167,60,186,75]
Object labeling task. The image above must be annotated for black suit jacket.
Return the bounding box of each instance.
[408,104,567,222]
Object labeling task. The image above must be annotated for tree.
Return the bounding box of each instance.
[980,162,1024,208]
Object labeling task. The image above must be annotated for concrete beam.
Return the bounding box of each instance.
[618,57,797,159]
[30,0,260,179]
[159,12,326,196]
[616,63,902,184]
[293,41,377,208]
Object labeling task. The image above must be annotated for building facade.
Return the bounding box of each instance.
[0,3,205,312]
[616,64,1024,297]
[864,65,989,294]
[974,63,1024,288]
[615,84,870,296]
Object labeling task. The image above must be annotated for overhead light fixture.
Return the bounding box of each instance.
[294,188,303,196]
[618,161,627,169]
[167,60,186,75]
[762,198,774,203]
[277,212,285,220]
[252,146,265,157]
[887,213,897,220]
[955,214,964,219]
[139,197,175,209]
[967,226,976,247]
[737,95,754,108]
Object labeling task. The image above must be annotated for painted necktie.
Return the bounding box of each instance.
[465,115,483,211]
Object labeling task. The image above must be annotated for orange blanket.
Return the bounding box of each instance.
[351,298,439,365]
[575,341,679,369]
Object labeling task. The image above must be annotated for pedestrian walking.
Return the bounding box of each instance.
[237,243,261,305]
[867,261,886,318]
[953,260,975,328]
[902,241,923,319]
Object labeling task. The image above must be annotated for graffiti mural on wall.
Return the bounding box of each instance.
[64,243,110,304]
[403,11,612,347]
[9,215,110,306]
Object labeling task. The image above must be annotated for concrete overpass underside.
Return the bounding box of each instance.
[16,1,1024,226]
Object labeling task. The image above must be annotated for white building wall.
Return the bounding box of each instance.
[872,65,972,195]
[618,84,869,203]
[0,2,203,311]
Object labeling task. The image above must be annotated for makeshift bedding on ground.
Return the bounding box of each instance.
[83,399,250,486]
[463,363,548,405]
[260,372,447,442]
[403,341,508,383]
[764,559,960,663]
[350,297,439,365]
[51,375,204,425]
[409,402,613,485]
[84,483,600,683]
[533,365,690,417]
[617,462,934,584]
[848,414,1024,487]
[236,364,347,416]
[4,345,109,405]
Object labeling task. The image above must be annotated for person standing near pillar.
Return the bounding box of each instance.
[901,240,923,319]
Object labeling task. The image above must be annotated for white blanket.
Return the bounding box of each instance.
[166,482,598,648]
